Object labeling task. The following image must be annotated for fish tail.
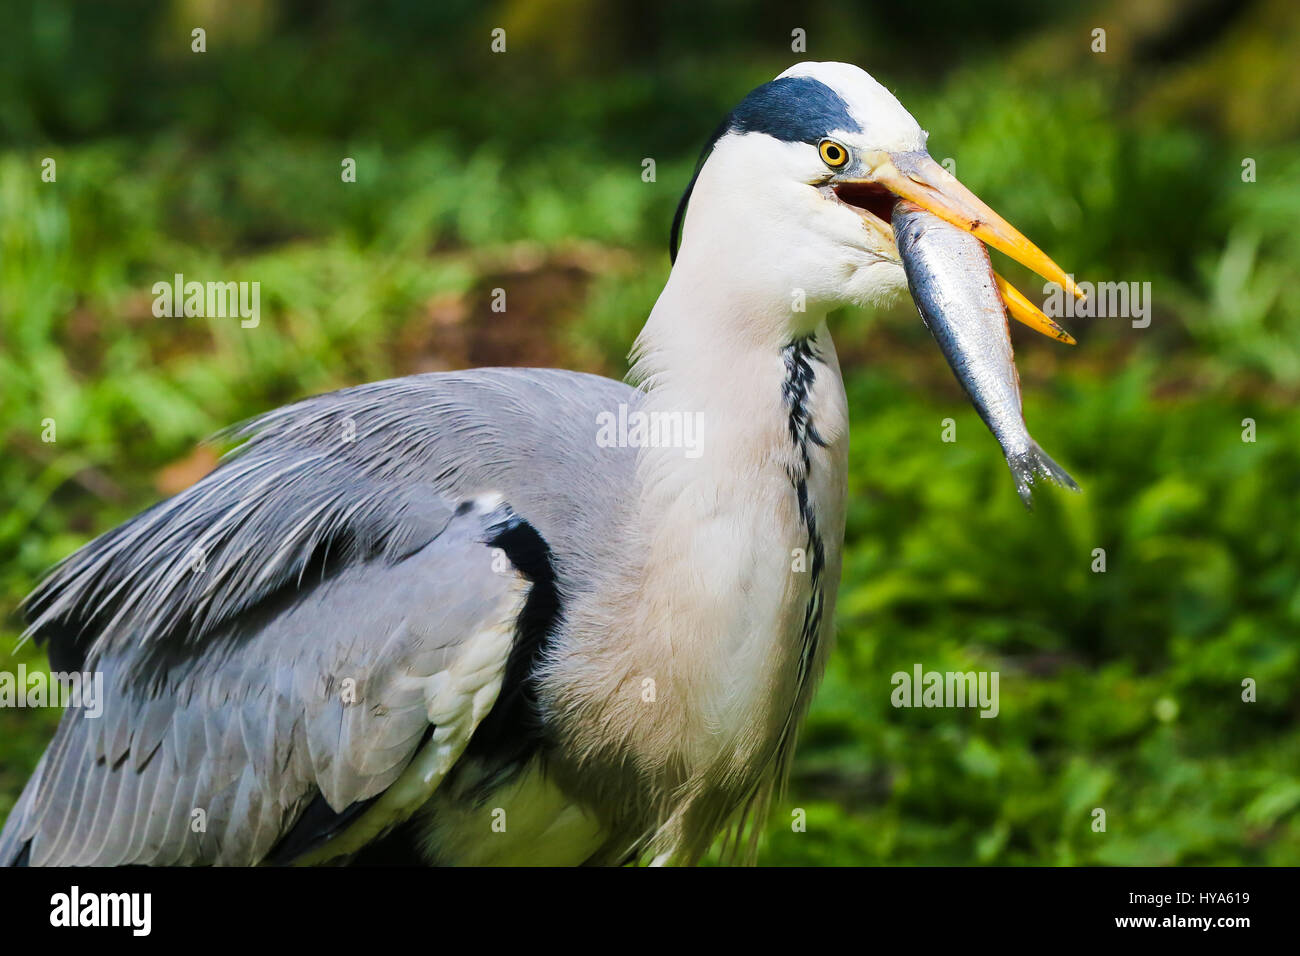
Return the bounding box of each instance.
[1007,442,1080,510]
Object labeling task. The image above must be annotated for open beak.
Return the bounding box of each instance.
[835,149,1080,345]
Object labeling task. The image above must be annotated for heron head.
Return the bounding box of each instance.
[670,62,1079,328]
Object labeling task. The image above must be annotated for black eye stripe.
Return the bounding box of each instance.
[671,76,862,262]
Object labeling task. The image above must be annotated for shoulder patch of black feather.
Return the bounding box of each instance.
[458,505,561,798]
[263,503,561,865]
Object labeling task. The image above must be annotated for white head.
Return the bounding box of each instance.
[667,62,1076,337]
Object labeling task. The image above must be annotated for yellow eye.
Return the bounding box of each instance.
[819,140,849,168]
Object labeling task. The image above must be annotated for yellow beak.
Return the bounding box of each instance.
[838,150,1081,344]
[993,271,1076,345]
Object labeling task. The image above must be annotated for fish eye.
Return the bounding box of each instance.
[818,139,849,169]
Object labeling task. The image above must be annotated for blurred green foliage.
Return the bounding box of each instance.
[1,0,1297,864]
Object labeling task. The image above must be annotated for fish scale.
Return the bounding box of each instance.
[893,200,1079,507]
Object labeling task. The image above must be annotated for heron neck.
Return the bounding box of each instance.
[569,265,849,818]
[631,255,835,412]
[541,268,849,851]
[627,260,848,541]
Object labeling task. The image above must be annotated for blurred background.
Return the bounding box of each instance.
[1,0,1298,864]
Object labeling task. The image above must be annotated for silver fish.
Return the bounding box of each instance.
[893,199,1079,507]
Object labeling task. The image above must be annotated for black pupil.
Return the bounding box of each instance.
[827,146,841,161]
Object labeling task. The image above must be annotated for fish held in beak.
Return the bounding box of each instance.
[892,200,1079,508]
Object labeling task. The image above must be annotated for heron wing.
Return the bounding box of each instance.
[0,369,638,866]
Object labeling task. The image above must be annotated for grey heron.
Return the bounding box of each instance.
[0,61,1080,866]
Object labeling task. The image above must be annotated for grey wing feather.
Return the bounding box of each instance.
[0,368,640,866]
[24,368,635,662]
[3,498,526,865]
